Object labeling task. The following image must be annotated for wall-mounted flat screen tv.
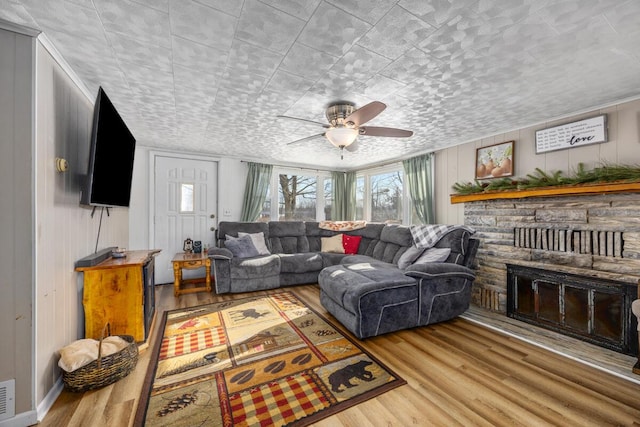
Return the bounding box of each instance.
[81,87,136,207]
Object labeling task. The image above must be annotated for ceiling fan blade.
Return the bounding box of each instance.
[277,115,329,128]
[345,101,386,126]
[286,133,325,145]
[359,126,413,138]
[345,140,359,152]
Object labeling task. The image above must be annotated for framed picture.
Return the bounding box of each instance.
[535,114,607,154]
[476,141,514,180]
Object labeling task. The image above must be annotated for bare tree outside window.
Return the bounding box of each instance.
[278,174,317,220]
[370,171,403,223]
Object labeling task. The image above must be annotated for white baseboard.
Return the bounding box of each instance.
[0,411,37,427]
[35,377,63,423]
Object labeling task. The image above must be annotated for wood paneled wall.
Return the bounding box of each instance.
[0,27,34,418]
[33,42,131,416]
[435,98,640,225]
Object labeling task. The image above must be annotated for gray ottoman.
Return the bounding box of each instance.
[319,260,419,339]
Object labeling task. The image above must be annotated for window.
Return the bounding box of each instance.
[278,174,318,221]
[264,166,409,224]
[180,183,194,213]
[370,170,403,223]
[355,166,408,223]
[263,169,331,221]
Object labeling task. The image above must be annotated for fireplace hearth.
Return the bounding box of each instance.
[507,264,638,356]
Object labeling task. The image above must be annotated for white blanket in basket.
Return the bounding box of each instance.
[58,336,129,372]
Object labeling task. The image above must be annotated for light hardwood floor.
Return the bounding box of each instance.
[38,283,640,426]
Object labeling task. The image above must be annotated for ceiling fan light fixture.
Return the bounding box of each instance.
[325,127,358,148]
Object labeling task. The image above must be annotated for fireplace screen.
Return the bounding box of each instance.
[506,264,638,356]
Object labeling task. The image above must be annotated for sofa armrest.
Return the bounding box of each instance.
[207,247,232,293]
[207,247,233,260]
[405,262,476,325]
[404,262,475,281]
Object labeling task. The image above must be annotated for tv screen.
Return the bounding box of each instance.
[81,87,136,207]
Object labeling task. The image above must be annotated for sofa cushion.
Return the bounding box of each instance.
[269,221,310,253]
[319,263,417,316]
[413,247,450,265]
[218,221,269,249]
[340,255,396,269]
[363,225,413,265]
[347,223,385,256]
[225,234,260,258]
[397,245,424,269]
[321,252,346,268]
[230,254,280,279]
[278,252,324,274]
[238,231,270,255]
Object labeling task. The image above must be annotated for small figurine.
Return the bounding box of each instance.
[183,238,193,253]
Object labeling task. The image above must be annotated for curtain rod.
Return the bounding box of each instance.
[241,151,432,173]
[240,160,340,173]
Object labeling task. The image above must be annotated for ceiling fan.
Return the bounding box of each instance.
[278,101,413,159]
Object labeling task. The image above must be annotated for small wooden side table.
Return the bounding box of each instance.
[171,252,212,296]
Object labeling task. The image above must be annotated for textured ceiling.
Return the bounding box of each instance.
[3,0,640,170]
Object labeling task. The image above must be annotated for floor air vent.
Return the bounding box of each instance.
[0,379,15,421]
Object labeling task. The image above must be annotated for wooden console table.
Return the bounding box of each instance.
[76,249,160,342]
[172,252,212,296]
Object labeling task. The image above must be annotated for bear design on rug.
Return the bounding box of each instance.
[229,308,268,321]
[328,360,375,392]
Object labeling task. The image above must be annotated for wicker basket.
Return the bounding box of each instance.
[62,324,138,392]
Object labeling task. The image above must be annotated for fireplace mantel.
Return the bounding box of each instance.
[450,182,640,204]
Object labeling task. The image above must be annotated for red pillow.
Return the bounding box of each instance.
[342,234,362,255]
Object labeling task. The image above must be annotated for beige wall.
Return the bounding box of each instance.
[34,42,129,414]
[0,27,34,420]
[435,99,640,224]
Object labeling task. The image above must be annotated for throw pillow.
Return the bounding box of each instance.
[412,247,451,265]
[397,245,425,269]
[342,234,362,255]
[321,234,345,253]
[238,231,271,255]
[225,234,260,258]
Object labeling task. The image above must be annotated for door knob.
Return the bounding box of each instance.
[210,227,216,231]
[210,214,215,219]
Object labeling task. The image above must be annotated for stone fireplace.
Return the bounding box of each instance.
[459,189,640,355]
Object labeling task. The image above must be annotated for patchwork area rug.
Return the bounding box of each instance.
[135,291,405,426]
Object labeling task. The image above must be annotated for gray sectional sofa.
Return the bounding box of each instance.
[208,221,479,338]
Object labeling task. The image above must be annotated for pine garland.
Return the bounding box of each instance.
[451,163,640,195]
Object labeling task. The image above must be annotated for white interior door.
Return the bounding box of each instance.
[153,155,218,284]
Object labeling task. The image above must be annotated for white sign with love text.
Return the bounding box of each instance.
[535,115,608,154]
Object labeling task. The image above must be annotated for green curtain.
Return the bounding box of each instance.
[344,171,356,220]
[240,162,273,222]
[402,153,434,224]
[331,171,356,220]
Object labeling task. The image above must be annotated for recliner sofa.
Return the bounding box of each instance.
[208,221,479,338]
